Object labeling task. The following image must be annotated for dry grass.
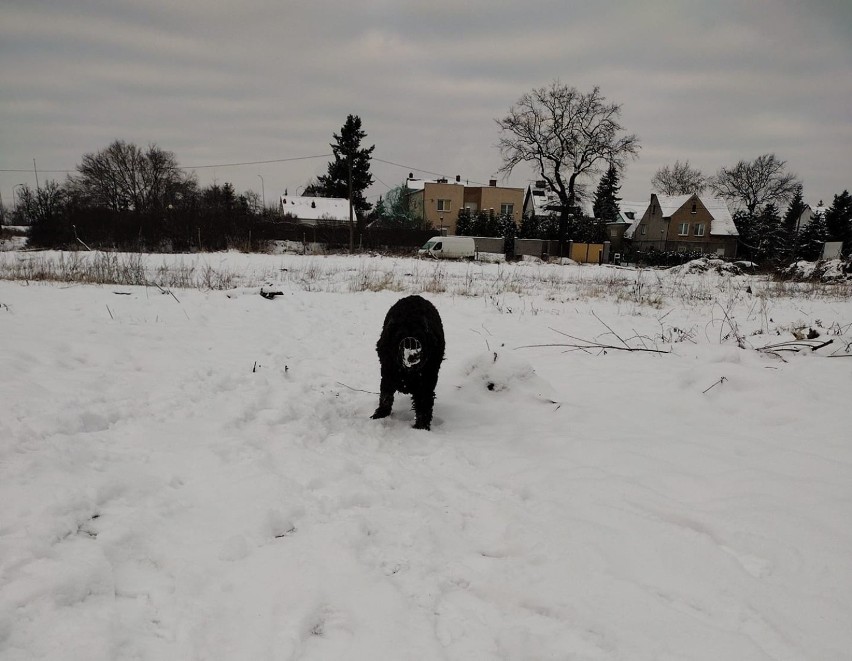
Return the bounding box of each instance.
[2,250,851,305]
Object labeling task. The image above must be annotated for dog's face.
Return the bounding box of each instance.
[399,336,423,370]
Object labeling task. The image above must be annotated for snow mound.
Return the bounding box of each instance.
[455,351,558,405]
[668,258,742,276]
[784,259,851,282]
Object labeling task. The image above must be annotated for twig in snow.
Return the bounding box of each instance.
[470,328,491,352]
[757,338,834,354]
[516,334,670,354]
[592,310,631,351]
[151,281,181,304]
[335,381,378,395]
[702,376,727,394]
[105,304,114,320]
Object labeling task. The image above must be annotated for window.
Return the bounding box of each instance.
[640,225,647,236]
[500,203,514,216]
[694,223,705,237]
[437,199,451,212]
[678,223,689,236]
[433,242,442,250]
[691,203,697,214]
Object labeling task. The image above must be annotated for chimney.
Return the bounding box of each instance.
[456,174,461,182]
[535,180,546,188]
[489,179,497,187]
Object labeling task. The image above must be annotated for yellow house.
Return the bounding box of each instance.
[407,175,523,235]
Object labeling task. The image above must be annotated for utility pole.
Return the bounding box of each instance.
[257,174,265,211]
[348,154,354,253]
[33,158,39,190]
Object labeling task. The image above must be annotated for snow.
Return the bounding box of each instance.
[2,251,852,660]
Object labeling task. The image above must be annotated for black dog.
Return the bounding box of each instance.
[371,295,445,430]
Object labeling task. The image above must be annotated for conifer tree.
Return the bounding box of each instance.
[753,203,784,264]
[824,190,852,255]
[797,210,828,261]
[316,115,375,215]
[592,164,621,222]
[781,185,806,262]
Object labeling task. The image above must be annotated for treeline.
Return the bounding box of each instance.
[732,188,852,265]
[10,141,283,251]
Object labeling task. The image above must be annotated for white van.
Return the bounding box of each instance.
[418,236,476,259]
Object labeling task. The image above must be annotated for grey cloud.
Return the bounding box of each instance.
[1,0,850,207]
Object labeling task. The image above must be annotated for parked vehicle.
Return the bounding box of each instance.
[418,236,476,259]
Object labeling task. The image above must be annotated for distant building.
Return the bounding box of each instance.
[279,195,351,226]
[406,175,523,235]
[625,193,739,258]
[522,181,593,223]
[605,201,647,255]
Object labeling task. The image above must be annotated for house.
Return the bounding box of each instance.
[279,195,351,226]
[794,202,827,233]
[625,193,739,258]
[522,181,596,222]
[605,200,647,255]
[523,181,564,222]
[407,175,523,235]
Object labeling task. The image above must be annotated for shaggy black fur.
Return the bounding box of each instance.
[371,295,445,430]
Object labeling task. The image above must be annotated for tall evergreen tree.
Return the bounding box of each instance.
[753,203,784,264]
[316,115,375,216]
[592,164,622,222]
[824,190,852,255]
[797,210,828,261]
[781,185,806,262]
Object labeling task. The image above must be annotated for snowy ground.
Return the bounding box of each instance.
[2,252,852,660]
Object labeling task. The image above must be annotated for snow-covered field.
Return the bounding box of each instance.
[2,251,851,660]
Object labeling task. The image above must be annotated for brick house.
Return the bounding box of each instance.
[625,194,739,258]
[407,175,523,235]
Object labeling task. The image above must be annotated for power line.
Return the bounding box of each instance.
[183,154,332,169]
[0,153,333,174]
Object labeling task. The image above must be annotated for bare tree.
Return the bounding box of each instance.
[708,154,800,215]
[496,82,639,249]
[69,140,195,213]
[14,181,66,226]
[651,160,707,195]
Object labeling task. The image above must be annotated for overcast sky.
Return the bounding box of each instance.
[2,0,851,212]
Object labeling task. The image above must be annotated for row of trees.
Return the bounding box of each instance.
[10,143,271,251]
[7,115,382,250]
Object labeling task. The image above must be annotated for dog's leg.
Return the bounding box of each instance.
[411,382,436,430]
[371,375,395,419]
